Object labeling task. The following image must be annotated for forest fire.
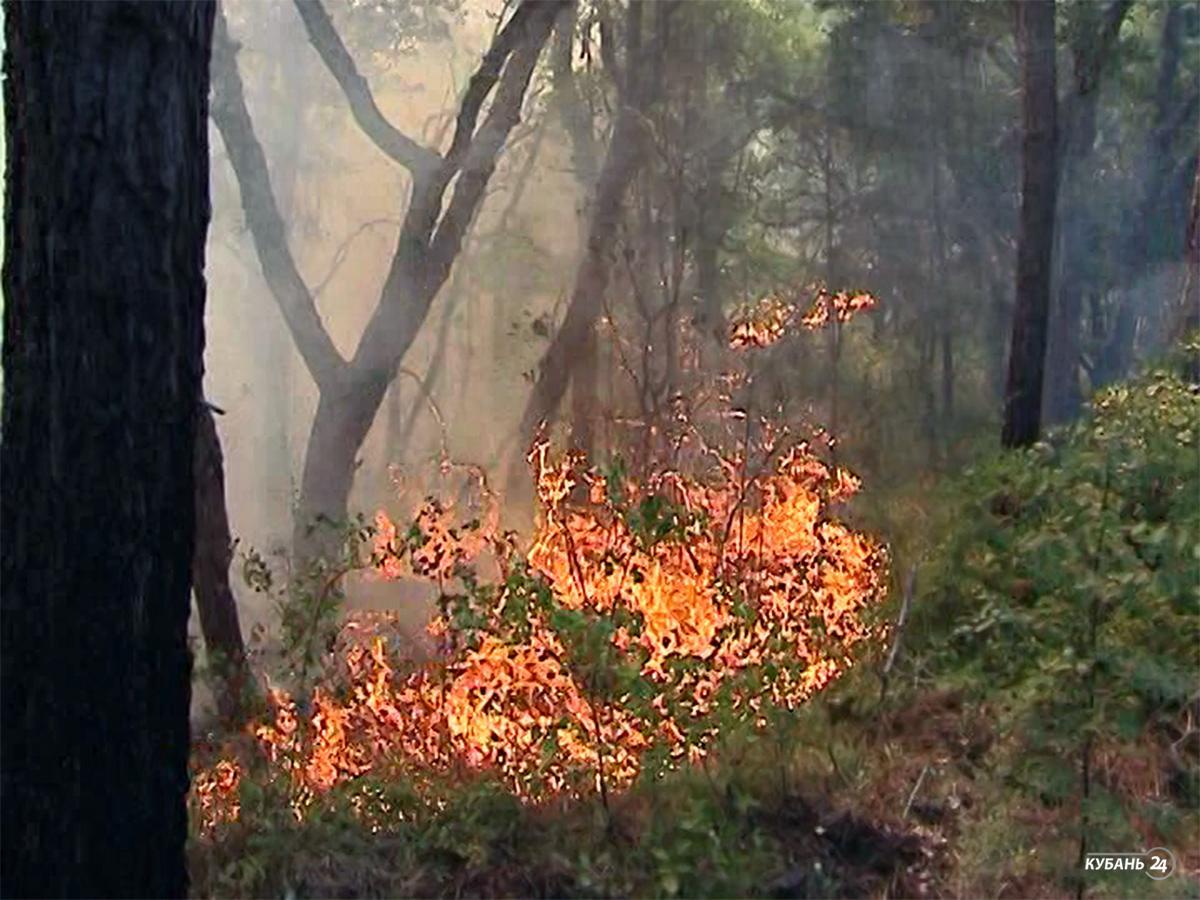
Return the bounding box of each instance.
[729,287,878,349]
[6,0,1191,892]
[192,414,887,831]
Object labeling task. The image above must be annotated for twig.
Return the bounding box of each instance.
[312,218,401,297]
[879,564,917,706]
[827,744,850,788]
[903,764,929,820]
[395,366,450,463]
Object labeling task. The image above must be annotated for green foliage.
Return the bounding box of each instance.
[190,745,890,900]
[239,514,399,691]
[907,369,1199,883]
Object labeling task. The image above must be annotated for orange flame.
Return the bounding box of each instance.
[192,420,885,829]
[729,286,878,349]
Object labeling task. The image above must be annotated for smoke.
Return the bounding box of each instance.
[202,0,584,638]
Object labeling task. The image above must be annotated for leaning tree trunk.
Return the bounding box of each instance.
[552,5,604,458]
[513,103,647,453]
[513,2,664,475]
[0,3,214,896]
[1002,0,1058,449]
[193,402,251,726]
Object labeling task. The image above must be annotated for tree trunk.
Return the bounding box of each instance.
[1178,167,1200,381]
[553,6,603,458]
[293,379,388,564]
[1094,292,1138,388]
[941,329,955,420]
[1045,0,1132,425]
[193,402,251,725]
[513,2,669,479]
[0,3,214,896]
[1091,6,1186,391]
[570,328,600,456]
[1045,274,1084,422]
[513,103,648,450]
[212,1,563,565]
[1002,0,1058,448]
[693,120,736,354]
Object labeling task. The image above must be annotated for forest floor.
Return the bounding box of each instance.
[188,369,1199,898]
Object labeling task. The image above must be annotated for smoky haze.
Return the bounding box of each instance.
[204,0,585,639]
[196,0,1197,709]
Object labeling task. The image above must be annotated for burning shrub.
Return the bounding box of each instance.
[192,423,886,830]
[728,285,877,349]
[192,283,889,831]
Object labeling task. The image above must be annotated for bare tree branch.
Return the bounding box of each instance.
[427,2,563,283]
[347,0,565,382]
[293,0,442,177]
[441,1,555,171]
[313,217,402,297]
[211,8,346,389]
[214,0,561,560]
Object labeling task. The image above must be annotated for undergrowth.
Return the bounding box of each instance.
[188,369,1198,898]
[889,368,1200,896]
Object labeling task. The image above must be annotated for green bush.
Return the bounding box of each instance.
[907,369,1199,885]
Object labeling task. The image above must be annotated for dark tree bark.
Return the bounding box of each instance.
[1002,0,1058,448]
[690,92,742,371]
[552,4,600,191]
[0,3,214,896]
[553,4,604,456]
[193,402,251,725]
[211,0,564,565]
[513,106,646,454]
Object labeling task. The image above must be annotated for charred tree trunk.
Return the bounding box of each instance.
[553,5,603,457]
[570,329,600,456]
[692,117,737,358]
[1002,0,1058,448]
[193,402,251,725]
[514,106,647,449]
[0,3,214,896]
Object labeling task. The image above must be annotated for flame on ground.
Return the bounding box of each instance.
[192,433,886,831]
[192,288,887,831]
